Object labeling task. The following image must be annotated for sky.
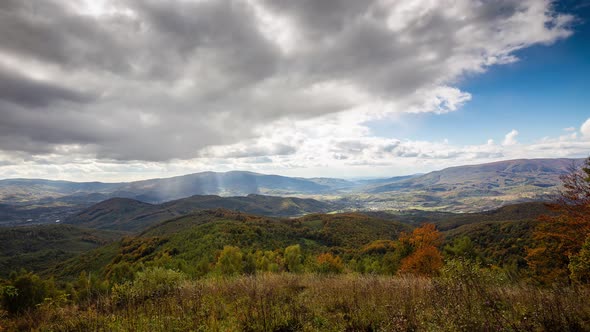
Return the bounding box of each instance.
[0,0,589,182]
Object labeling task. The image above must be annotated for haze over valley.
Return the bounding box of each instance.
[0,157,583,227]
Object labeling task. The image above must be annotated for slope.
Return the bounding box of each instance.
[54,210,411,279]
[66,194,340,232]
[0,224,122,277]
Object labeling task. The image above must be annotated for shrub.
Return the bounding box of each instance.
[111,267,186,306]
[1,271,57,314]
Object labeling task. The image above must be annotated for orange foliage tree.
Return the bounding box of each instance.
[399,223,443,276]
[316,252,344,274]
[526,157,590,283]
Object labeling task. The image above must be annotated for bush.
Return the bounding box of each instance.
[1,271,58,314]
[111,267,186,306]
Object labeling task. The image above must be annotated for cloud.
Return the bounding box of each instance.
[502,129,519,146]
[200,141,297,159]
[0,0,573,163]
[581,118,590,139]
[2,116,590,181]
[0,65,95,108]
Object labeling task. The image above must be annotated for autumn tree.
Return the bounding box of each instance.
[284,244,303,273]
[399,224,444,276]
[316,253,344,274]
[217,246,243,276]
[526,157,590,284]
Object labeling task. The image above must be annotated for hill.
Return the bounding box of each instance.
[366,202,552,269]
[0,224,122,277]
[52,202,547,280]
[53,209,411,279]
[366,201,551,231]
[65,194,340,232]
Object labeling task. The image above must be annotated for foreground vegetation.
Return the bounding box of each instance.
[2,269,590,332]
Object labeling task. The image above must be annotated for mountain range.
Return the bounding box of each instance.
[0,158,584,226]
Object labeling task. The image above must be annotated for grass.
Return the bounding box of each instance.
[4,273,589,331]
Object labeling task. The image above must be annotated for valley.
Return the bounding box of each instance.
[0,158,581,227]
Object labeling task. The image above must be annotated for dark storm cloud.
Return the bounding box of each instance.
[0,0,133,73]
[0,0,573,163]
[0,65,94,107]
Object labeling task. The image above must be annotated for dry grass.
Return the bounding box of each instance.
[3,273,590,331]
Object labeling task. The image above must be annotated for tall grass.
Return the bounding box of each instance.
[3,273,590,331]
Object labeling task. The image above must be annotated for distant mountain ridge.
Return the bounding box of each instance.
[370,158,581,193]
[66,194,340,232]
[0,158,586,225]
[0,171,356,204]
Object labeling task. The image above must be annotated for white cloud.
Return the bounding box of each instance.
[502,129,519,146]
[581,118,590,139]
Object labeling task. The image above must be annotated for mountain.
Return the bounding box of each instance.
[0,158,584,221]
[356,174,420,186]
[0,179,122,204]
[66,194,340,232]
[0,171,352,205]
[370,158,580,193]
[115,171,337,202]
[358,158,583,212]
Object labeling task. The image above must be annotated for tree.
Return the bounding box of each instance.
[217,246,243,276]
[569,235,590,283]
[243,251,257,275]
[526,157,590,283]
[407,223,443,249]
[316,253,344,274]
[444,236,478,261]
[399,224,444,276]
[284,244,303,273]
[400,246,444,276]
